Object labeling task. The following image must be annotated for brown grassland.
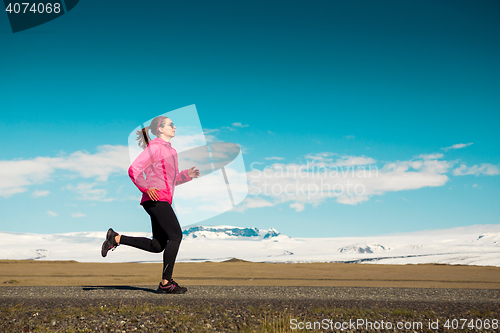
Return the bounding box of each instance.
[2,261,500,332]
[2,259,500,288]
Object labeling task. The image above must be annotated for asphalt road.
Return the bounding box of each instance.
[2,285,500,308]
[2,286,500,332]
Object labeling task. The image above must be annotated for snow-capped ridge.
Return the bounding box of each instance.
[1,224,499,266]
[338,244,387,254]
[263,228,280,239]
[475,233,500,246]
[181,225,284,240]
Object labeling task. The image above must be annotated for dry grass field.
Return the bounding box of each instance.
[2,260,500,332]
[2,259,500,288]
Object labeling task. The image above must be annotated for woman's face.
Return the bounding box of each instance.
[160,118,176,139]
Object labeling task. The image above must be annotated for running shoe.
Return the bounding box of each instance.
[156,279,188,294]
[101,228,119,257]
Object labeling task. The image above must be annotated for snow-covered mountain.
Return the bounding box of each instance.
[182,225,284,240]
[1,224,499,266]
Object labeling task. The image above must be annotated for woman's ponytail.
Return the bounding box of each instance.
[135,116,168,149]
[136,126,151,149]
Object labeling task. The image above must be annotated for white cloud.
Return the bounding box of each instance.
[0,157,61,197]
[65,182,114,201]
[203,128,220,134]
[176,173,234,201]
[172,133,210,153]
[32,190,50,198]
[333,156,376,167]
[289,202,305,212]
[203,122,249,134]
[176,164,249,217]
[233,197,275,213]
[0,145,129,198]
[453,163,500,176]
[303,153,376,167]
[265,157,284,161]
[246,153,452,210]
[337,195,370,205]
[304,152,336,160]
[417,153,444,160]
[442,142,473,151]
[55,145,129,182]
[47,211,58,217]
[71,212,86,218]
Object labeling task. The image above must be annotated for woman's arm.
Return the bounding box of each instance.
[175,167,200,185]
[128,145,160,193]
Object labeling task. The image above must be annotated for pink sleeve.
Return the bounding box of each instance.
[175,169,192,186]
[172,148,192,186]
[128,145,160,193]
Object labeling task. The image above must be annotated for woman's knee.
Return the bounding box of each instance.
[151,239,164,253]
[170,230,183,243]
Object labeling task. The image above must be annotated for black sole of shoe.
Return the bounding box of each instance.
[156,287,187,294]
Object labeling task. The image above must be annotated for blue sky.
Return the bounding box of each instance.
[0,0,499,237]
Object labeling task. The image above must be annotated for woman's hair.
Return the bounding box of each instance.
[136,116,169,149]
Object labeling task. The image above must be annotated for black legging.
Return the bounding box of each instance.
[119,201,182,280]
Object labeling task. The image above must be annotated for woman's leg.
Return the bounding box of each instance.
[118,201,182,281]
[119,202,166,253]
[119,234,163,253]
[141,201,183,281]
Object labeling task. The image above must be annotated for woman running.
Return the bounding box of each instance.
[101,116,200,294]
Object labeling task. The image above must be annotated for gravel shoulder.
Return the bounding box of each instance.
[2,285,500,304]
[2,286,500,332]
[2,261,500,331]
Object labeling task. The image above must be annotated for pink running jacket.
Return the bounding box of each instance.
[128,138,192,204]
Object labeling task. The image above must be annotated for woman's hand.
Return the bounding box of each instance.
[146,188,160,201]
[188,167,200,179]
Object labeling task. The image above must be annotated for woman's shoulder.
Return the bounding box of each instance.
[148,138,164,145]
[145,139,177,156]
